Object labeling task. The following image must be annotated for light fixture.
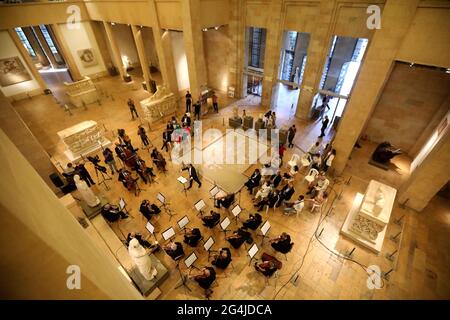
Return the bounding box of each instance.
[214,26,219,30]
[111,22,116,26]
[202,28,208,32]
[409,62,414,67]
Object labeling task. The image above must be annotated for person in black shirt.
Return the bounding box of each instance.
[127,98,139,120]
[242,213,262,230]
[162,128,171,152]
[270,232,293,254]
[185,91,192,113]
[270,170,282,188]
[126,232,151,248]
[183,228,202,247]
[214,193,235,209]
[211,248,232,269]
[245,169,261,194]
[202,210,220,228]
[255,189,281,212]
[226,228,252,249]
[280,182,295,202]
[103,147,118,174]
[182,164,202,188]
[163,241,184,261]
[319,115,329,138]
[190,267,216,293]
[194,101,201,120]
[137,125,150,146]
[75,162,95,187]
[101,203,128,222]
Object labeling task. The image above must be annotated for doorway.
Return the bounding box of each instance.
[242,26,266,103]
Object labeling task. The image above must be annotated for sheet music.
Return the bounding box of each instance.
[209,186,220,197]
[119,198,126,210]
[184,252,198,268]
[162,227,175,240]
[261,221,271,235]
[194,199,206,211]
[248,243,259,259]
[203,236,214,251]
[231,205,241,217]
[146,222,155,234]
[157,193,165,204]
[177,176,188,184]
[220,217,231,230]
[177,216,190,229]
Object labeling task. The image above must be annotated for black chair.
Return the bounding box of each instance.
[282,242,294,261]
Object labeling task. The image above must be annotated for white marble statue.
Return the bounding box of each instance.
[74,175,100,207]
[128,238,158,281]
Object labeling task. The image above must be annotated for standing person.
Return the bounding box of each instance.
[319,115,330,138]
[103,147,118,175]
[185,91,192,113]
[194,101,201,120]
[161,129,171,152]
[323,149,336,172]
[137,125,150,147]
[76,162,95,187]
[212,93,219,113]
[127,98,139,120]
[182,164,202,189]
[287,125,296,148]
[278,143,287,162]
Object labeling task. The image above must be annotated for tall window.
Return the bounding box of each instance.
[39,25,58,54]
[15,27,36,57]
[281,31,298,81]
[249,28,263,68]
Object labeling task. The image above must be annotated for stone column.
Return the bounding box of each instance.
[7,29,48,92]
[398,130,450,212]
[332,0,419,175]
[148,0,179,95]
[90,21,113,71]
[227,0,245,99]
[131,25,153,92]
[295,0,335,120]
[102,21,126,80]
[50,24,83,81]
[260,0,283,109]
[180,0,208,100]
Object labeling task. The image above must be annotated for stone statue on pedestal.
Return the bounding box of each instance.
[74,175,100,207]
[128,238,158,281]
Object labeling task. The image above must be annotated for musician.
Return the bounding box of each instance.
[135,157,155,184]
[101,203,128,222]
[202,210,220,228]
[163,241,184,261]
[139,199,160,220]
[126,232,152,248]
[115,142,127,161]
[75,162,95,187]
[270,232,293,254]
[162,128,172,152]
[103,147,118,174]
[226,227,252,249]
[123,133,136,152]
[214,193,235,209]
[183,227,202,247]
[182,164,202,189]
[242,213,262,230]
[280,182,295,202]
[137,125,150,147]
[151,148,167,172]
[255,189,281,212]
[181,113,191,127]
[245,169,261,194]
[254,260,277,277]
[118,168,137,191]
[211,248,232,269]
[189,267,216,292]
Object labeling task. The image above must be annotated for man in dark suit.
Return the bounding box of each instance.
[185,91,192,113]
[182,164,202,189]
[280,182,295,202]
[181,113,191,127]
[245,169,261,194]
[194,101,201,120]
[162,129,171,152]
[115,142,127,161]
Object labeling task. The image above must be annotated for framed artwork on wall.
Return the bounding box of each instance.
[77,48,98,67]
[0,56,32,87]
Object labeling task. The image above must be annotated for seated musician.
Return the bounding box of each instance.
[189,267,216,293]
[242,213,262,230]
[226,227,252,249]
[254,189,281,212]
[270,232,293,254]
[118,168,137,190]
[211,248,232,269]
[202,210,220,228]
[214,193,235,209]
[139,199,160,220]
[126,232,152,249]
[101,203,128,223]
[244,169,261,194]
[183,227,202,247]
[114,142,127,161]
[135,157,155,184]
[162,241,184,260]
[255,260,277,277]
[150,148,167,172]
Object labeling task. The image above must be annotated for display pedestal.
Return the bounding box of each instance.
[340,180,396,254]
[80,194,109,219]
[128,255,169,297]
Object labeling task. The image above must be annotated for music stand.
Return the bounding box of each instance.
[118,197,130,215]
[231,204,242,224]
[247,243,259,266]
[258,220,271,245]
[220,217,231,238]
[177,215,190,233]
[209,185,220,199]
[157,192,176,220]
[145,221,157,241]
[161,227,176,242]
[194,199,207,217]
[177,176,189,197]
[175,252,198,291]
[203,236,217,261]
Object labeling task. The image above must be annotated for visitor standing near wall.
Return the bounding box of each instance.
[185,91,192,113]
[127,98,139,120]
[319,115,329,138]
[212,93,219,113]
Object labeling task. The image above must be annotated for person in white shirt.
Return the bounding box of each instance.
[253,180,272,202]
[284,195,305,215]
[308,141,321,155]
[323,149,336,172]
[307,173,329,197]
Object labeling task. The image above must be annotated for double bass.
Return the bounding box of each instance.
[135,157,153,184]
[123,148,137,169]
[118,169,138,192]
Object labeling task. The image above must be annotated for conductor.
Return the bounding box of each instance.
[182,164,202,189]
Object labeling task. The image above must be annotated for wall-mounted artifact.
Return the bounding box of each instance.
[0,56,32,86]
[77,48,98,67]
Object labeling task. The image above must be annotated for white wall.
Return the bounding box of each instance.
[58,21,107,77]
[142,27,159,69]
[112,24,139,67]
[0,31,40,97]
[170,31,190,91]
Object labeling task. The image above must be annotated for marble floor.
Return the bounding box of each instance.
[11,73,450,300]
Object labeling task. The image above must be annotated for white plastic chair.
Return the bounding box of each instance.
[288,154,300,169]
[300,153,311,168]
[304,168,319,184]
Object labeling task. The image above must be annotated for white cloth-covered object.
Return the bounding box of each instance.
[128,238,157,281]
[74,175,100,207]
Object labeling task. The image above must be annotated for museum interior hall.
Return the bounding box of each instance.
[0,0,449,301]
